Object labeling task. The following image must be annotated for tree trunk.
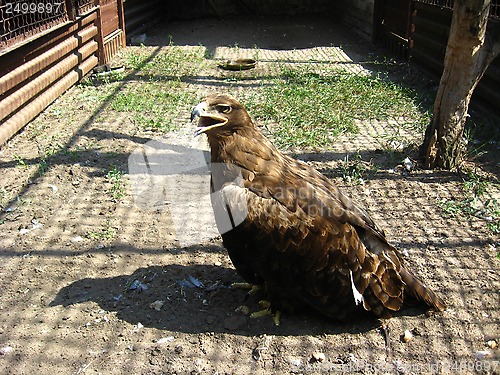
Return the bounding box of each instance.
[420,0,500,169]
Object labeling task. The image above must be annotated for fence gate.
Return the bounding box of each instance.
[374,0,413,57]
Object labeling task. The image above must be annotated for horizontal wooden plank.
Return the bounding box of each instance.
[0,40,97,122]
[0,26,97,96]
[0,55,98,145]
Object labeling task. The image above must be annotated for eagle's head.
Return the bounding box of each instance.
[191,94,253,137]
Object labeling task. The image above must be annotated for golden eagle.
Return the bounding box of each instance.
[191,93,446,322]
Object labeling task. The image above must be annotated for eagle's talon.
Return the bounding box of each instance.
[249,300,281,326]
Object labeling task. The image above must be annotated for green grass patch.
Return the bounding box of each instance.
[245,66,430,149]
[437,169,500,234]
[106,166,126,201]
[87,219,116,241]
[110,82,194,131]
[339,151,378,185]
[75,45,205,132]
[123,45,205,79]
[13,154,28,169]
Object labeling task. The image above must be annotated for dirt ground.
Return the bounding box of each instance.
[0,15,499,374]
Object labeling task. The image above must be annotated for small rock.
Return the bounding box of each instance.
[149,300,165,311]
[402,330,413,343]
[156,336,174,344]
[214,261,222,267]
[486,340,497,349]
[71,236,83,243]
[403,157,413,171]
[224,315,246,331]
[47,184,58,192]
[311,352,326,363]
[205,315,216,325]
[0,346,13,355]
[31,220,43,230]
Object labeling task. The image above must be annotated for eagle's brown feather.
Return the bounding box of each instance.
[192,93,446,320]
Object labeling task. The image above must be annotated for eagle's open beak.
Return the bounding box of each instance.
[191,102,228,137]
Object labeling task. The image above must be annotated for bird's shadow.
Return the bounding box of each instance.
[50,247,428,337]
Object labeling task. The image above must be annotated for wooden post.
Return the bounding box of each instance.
[65,0,76,20]
[94,0,106,65]
[117,0,126,47]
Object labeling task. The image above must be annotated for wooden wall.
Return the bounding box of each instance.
[410,1,500,109]
[332,0,376,41]
[373,0,500,109]
[123,0,162,39]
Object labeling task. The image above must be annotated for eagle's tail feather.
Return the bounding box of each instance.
[400,267,446,312]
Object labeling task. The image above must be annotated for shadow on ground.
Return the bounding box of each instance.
[48,245,437,338]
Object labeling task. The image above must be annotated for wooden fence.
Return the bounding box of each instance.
[0,0,125,145]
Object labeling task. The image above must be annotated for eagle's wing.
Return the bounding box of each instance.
[216,163,405,318]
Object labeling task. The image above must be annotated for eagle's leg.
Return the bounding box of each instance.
[231,282,261,295]
[250,300,282,326]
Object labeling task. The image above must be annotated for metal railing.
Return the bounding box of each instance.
[0,0,100,51]
[76,0,95,15]
[0,0,69,49]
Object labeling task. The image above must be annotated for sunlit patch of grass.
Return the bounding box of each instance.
[74,81,116,106]
[246,66,430,149]
[121,45,205,79]
[74,45,206,130]
[125,48,153,71]
[110,82,195,131]
[437,169,500,234]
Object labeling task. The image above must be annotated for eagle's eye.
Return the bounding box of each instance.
[216,104,232,114]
